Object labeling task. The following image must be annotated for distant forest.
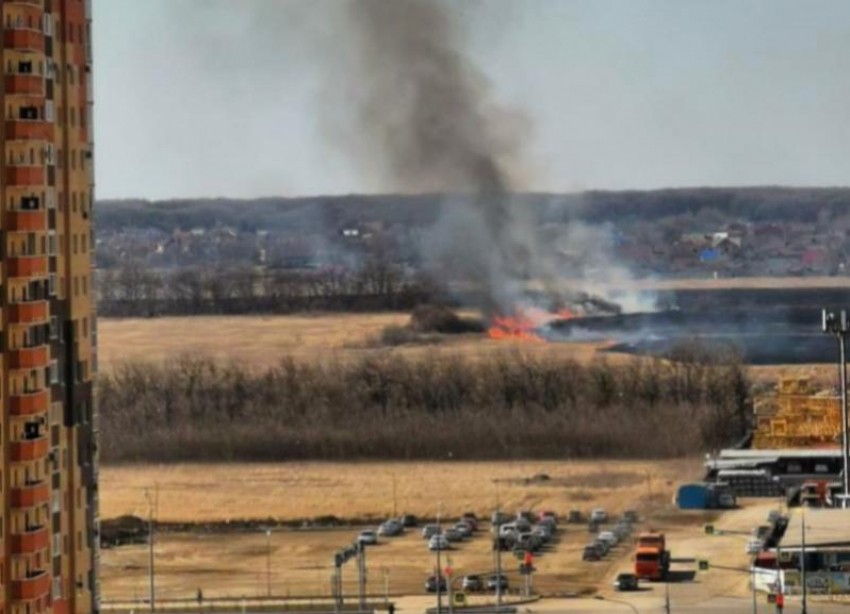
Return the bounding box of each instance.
[96,186,850,233]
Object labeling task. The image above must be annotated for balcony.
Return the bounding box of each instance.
[8,256,48,278]
[4,29,45,53]
[6,166,45,187]
[12,571,50,601]
[11,482,50,508]
[12,526,49,554]
[10,390,49,417]
[10,346,49,369]
[6,210,47,232]
[9,301,48,324]
[6,120,52,141]
[11,436,49,462]
[4,74,43,96]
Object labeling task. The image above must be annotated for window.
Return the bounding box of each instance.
[49,273,56,296]
[50,317,58,340]
[49,360,58,385]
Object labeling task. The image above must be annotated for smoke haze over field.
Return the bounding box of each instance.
[330,0,542,314]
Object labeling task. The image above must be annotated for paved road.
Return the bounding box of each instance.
[396,594,850,614]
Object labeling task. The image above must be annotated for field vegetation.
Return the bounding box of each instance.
[99,345,749,463]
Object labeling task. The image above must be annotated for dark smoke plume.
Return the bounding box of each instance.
[335,0,541,315]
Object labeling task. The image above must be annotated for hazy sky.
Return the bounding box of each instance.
[94,0,850,200]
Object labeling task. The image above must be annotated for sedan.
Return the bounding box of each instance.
[454,522,473,539]
[746,539,762,555]
[444,528,463,543]
[462,575,484,592]
[422,524,442,539]
[378,520,403,537]
[425,575,447,593]
[429,535,450,551]
[357,530,378,546]
[613,573,639,592]
[487,574,509,591]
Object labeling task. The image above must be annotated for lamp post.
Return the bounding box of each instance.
[822,308,850,507]
[265,529,272,598]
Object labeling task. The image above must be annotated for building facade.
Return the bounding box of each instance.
[0,2,98,614]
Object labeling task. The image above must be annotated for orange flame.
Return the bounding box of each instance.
[487,307,577,342]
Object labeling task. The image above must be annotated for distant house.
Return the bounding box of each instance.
[699,248,721,263]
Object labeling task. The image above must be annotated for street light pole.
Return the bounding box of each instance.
[823,309,850,507]
[801,507,808,614]
[265,529,272,597]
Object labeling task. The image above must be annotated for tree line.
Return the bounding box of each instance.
[98,348,750,463]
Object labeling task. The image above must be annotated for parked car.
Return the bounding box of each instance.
[516,532,541,552]
[491,512,512,526]
[422,524,442,539]
[462,575,484,592]
[444,528,463,542]
[425,575,447,593]
[514,519,532,534]
[568,510,584,523]
[378,519,403,537]
[540,510,558,524]
[454,522,473,539]
[613,573,640,592]
[487,574,509,591]
[537,517,558,534]
[429,535,450,551]
[746,539,762,555]
[517,511,537,524]
[401,514,419,528]
[461,513,479,531]
[592,538,610,556]
[590,508,608,524]
[582,545,602,561]
[499,523,519,539]
[623,510,639,523]
[598,531,619,547]
[767,510,781,524]
[533,525,553,542]
[358,530,378,546]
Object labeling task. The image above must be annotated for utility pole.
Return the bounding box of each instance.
[801,508,808,614]
[265,529,272,597]
[751,557,758,614]
[436,511,443,614]
[145,487,156,613]
[822,309,850,506]
[357,543,367,613]
[392,475,398,518]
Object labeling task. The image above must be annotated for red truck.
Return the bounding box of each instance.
[634,532,670,581]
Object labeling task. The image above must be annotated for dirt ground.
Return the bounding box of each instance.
[98,461,776,605]
[98,459,700,602]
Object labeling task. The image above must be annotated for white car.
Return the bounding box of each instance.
[358,530,378,546]
[422,524,442,539]
[429,535,449,551]
[590,508,608,524]
[746,539,762,555]
[499,523,519,539]
[598,531,618,547]
[378,520,403,537]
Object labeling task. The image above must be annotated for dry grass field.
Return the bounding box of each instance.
[97,314,615,372]
[100,459,698,524]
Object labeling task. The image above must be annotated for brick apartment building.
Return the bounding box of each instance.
[0,1,98,614]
